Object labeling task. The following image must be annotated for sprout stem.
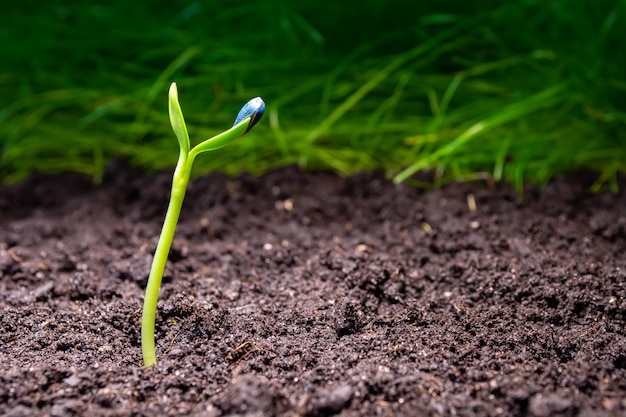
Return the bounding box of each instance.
[141,152,192,366]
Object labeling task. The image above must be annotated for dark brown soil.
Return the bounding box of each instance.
[1,166,625,417]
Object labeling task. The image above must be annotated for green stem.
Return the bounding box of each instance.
[141,151,192,366]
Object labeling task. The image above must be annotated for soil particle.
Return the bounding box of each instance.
[1,166,625,416]
[528,393,573,417]
[333,298,361,337]
[219,374,287,416]
[311,384,354,415]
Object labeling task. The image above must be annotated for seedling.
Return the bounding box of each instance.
[141,82,264,366]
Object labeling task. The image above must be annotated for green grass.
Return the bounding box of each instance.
[1,0,625,190]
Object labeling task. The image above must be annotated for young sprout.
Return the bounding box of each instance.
[141,82,265,366]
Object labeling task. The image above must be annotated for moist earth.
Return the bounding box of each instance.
[0,166,625,417]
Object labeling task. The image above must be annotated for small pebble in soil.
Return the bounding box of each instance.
[63,374,81,387]
[312,385,354,414]
[356,244,368,253]
[529,393,573,416]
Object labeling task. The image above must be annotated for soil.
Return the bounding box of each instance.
[0,165,625,417]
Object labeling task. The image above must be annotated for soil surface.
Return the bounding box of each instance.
[1,166,625,417]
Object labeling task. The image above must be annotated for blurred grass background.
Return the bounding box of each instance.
[1,0,625,190]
